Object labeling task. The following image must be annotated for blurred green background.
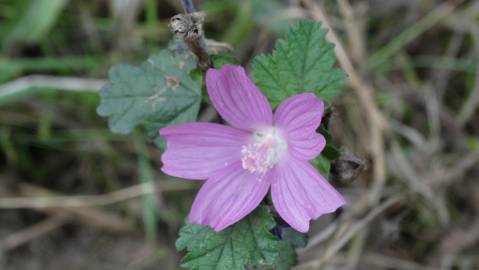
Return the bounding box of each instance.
[1,0,479,269]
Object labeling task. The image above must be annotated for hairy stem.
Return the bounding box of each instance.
[180,0,196,13]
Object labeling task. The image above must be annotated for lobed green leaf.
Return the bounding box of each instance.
[176,206,302,270]
[97,41,201,143]
[272,228,307,270]
[252,20,346,107]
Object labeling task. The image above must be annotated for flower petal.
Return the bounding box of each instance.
[206,64,273,131]
[274,93,326,160]
[288,132,326,160]
[189,162,271,231]
[271,158,346,232]
[160,123,248,180]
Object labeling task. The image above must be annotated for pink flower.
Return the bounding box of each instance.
[159,64,346,232]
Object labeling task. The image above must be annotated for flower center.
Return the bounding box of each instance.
[241,127,288,174]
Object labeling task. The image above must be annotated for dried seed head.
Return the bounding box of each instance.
[331,148,367,184]
[169,12,205,41]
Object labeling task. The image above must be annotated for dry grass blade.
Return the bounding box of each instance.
[295,194,405,269]
[301,0,387,205]
[360,253,436,270]
[0,215,69,251]
[0,181,195,209]
[0,75,106,93]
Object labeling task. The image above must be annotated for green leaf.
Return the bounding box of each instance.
[311,155,331,179]
[211,54,240,69]
[272,228,307,270]
[322,145,340,161]
[280,227,307,248]
[97,41,201,142]
[317,126,340,161]
[176,206,295,270]
[252,20,346,107]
